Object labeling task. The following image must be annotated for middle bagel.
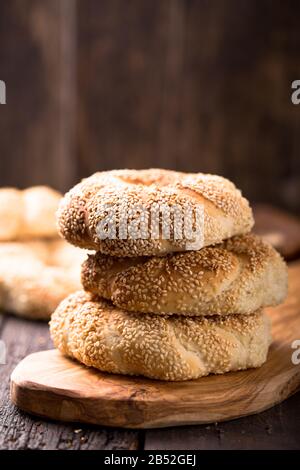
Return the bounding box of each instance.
[81,233,288,317]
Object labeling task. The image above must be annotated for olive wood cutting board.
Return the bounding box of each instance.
[10,262,300,429]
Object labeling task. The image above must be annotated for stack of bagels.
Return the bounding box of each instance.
[50,169,288,381]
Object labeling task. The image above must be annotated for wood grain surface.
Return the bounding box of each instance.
[0,315,139,450]
[10,262,300,429]
[144,390,300,450]
[253,204,300,260]
[0,0,77,192]
[76,0,300,216]
[1,0,300,447]
[1,312,299,449]
[1,0,300,213]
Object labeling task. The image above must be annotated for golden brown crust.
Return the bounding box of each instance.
[81,234,288,316]
[0,186,61,241]
[57,169,254,256]
[0,240,87,320]
[50,291,272,381]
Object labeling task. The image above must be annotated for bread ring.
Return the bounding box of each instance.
[0,186,61,241]
[81,234,287,317]
[0,240,87,320]
[50,291,272,381]
[57,169,254,256]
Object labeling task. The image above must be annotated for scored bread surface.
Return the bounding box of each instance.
[57,169,254,256]
[50,291,272,381]
[81,234,288,316]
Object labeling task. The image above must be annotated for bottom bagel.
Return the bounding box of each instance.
[50,291,272,381]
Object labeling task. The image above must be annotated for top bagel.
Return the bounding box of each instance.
[57,169,254,256]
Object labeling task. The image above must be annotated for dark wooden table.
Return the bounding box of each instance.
[1,312,300,450]
[1,206,300,450]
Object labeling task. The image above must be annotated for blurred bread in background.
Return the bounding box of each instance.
[0,186,61,241]
[0,186,88,320]
[0,240,87,320]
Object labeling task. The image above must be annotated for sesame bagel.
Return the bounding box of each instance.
[50,291,272,381]
[57,169,254,256]
[0,240,87,320]
[0,186,61,241]
[81,234,288,317]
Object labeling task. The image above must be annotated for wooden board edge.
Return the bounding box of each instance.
[10,353,300,429]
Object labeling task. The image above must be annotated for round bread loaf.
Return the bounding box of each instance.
[57,169,254,256]
[50,291,272,381]
[0,186,61,241]
[81,234,288,316]
[0,240,87,319]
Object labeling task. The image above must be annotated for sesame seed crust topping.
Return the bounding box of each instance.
[49,290,272,381]
[56,169,254,256]
[81,233,288,316]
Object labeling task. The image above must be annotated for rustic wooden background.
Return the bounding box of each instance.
[0,0,300,450]
[0,0,300,213]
